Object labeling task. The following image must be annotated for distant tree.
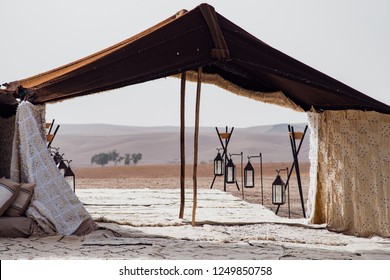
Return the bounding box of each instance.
[124,153,131,165]
[91,152,110,167]
[131,153,142,165]
[108,150,123,166]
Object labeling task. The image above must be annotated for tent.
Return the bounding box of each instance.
[1,3,390,237]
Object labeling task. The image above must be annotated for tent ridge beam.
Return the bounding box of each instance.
[199,4,230,59]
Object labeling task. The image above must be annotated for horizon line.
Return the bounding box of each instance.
[52,122,309,129]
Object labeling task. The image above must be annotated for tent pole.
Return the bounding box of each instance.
[192,67,202,227]
[179,72,186,219]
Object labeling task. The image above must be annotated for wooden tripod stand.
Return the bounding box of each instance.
[276,125,308,218]
[210,126,240,191]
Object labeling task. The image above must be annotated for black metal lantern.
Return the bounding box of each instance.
[245,153,263,204]
[52,148,63,165]
[64,164,76,192]
[244,160,254,188]
[225,158,236,183]
[57,160,67,177]
[214,149,223,176]
[272,171,286,205]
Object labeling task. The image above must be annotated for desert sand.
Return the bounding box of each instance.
[1,163,390,260]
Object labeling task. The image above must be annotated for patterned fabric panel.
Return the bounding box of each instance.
[307,110,390,237]
[10,101,96,235]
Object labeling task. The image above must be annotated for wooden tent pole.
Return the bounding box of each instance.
[192,67,202,226]
[179,72,186,219]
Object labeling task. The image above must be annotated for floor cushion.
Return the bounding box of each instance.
[0,177,21,216]
[0,216,33,238]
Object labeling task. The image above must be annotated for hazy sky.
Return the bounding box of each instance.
[1,0,389,127]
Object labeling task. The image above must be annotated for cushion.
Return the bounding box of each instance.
[4,182,36,217]
[0,216,33,238]
[0,177,21,216]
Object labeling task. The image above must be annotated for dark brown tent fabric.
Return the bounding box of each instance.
[5,3,390,114]
[0,89,18,118]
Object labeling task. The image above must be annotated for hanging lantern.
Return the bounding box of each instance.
[214,150,223,176]
[64,164,76,192]
[225,158,236,184]
[57,160,67,177]
[244,160,254,188]
[53,150,63,165]
[272,171,286,205]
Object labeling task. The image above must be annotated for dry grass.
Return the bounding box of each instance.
[74,162,310,218]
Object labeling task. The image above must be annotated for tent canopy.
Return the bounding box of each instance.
[3,3,390,114]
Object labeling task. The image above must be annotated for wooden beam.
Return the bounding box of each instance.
[192,67,202,226]
[179,72,186,219]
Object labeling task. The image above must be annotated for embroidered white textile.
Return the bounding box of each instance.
[11,101,94,235]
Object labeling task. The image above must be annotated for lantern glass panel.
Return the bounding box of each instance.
[245,170,254,187]
[214,160,223,176]
[214,152,223,176]
[272,185,282,204]
[65,176,75,190]
[227,167,234,183]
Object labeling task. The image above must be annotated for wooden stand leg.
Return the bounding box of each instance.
[275,125,308,218]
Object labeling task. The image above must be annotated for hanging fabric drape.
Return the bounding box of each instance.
[10,101,97,235]
[307,110,390,237]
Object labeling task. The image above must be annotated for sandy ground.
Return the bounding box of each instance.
[75,162,310,218]
[2,163,390,260]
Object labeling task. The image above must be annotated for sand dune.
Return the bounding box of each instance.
[51,123,310,166]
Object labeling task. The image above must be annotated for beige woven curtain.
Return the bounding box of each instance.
[307,110,390,237]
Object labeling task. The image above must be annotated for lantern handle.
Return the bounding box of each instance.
[276,168,289,175]
[248,153,261,160]
[63,159,72,167]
